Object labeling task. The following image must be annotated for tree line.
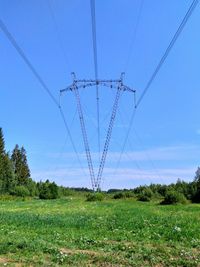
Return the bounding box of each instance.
[0,128,59,199]
[107,168,200,204]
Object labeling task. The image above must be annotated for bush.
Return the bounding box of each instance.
[113,192,125,199]
[59,187,75,197]
[86,192,104,202]
[138,194,151,202]
[38,180,59,199]
[191,189,200,203]
[137,188,153,202]
[124,191,134,198]
[113,191,134,199]
[160,190,187,205]
[26,178,38,197]
[11,186,30,197]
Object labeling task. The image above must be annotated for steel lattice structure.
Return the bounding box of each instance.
[60,72,136,191]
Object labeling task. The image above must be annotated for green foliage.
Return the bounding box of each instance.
[26,178,38,197]
[11,145,30,186]
[137,187,153,202]
[59,186,76,197]
[38,180,59,199]
[0,128,15,193]
[0,128,5,155]
[160,190,187,205]
[113,191,134,199]
[124,191,134,198]
[11,185,30,197]
[192,167,200,203]
[192,191,200,203]
[191,187,200,203]
[86,192,104,201]
[194,166,200,183]
[113,192,125,199]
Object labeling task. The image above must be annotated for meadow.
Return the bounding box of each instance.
[0,197,200,266]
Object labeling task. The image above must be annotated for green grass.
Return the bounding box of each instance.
[0,197,200,266]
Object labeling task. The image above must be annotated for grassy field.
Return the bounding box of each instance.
[0,197,200,266]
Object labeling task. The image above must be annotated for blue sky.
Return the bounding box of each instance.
[0,0,200,189]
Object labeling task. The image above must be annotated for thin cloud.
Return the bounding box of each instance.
[31,143,199,189]
[46,144,200,162]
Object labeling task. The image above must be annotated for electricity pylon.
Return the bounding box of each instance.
[60,72,136,191]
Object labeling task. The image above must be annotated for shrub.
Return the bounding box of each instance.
[38,180,59,199]
[124,191,134,198]
[59,187,75,197]
[137,188,153,202]
[191,189,200,203]
[113,192,125,199]
[138,194,151,202]
[86,192,104,202]
[26,178,38,197]
[160,190,187,205]
[11,186,30,197]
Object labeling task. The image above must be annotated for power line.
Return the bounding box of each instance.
[114,109,146,173]
[113,0,199,179]
[136,0,199,108]
[132,128,163,182]
[90,0,98,79]
[59,106,87,176]
[90,0,100,165]
[0,18,59,107]
[0,17,86,179]
[112,107,137,177]
[47,0,71,72]
[124,0,144,73]
[111,91,162,182]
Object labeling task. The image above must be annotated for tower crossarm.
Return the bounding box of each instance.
[60,81,136,94]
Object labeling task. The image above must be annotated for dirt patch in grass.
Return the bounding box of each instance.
[0,257,22,266]
[60,248,103,256]
[0,257,12,263]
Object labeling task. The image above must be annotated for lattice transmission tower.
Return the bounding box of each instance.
[60,72,136,191]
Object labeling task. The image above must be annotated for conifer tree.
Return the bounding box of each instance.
[0,128,5,192]
[194,167,200,186]
[0,128,15,193]
[11,145,30,185]
[3,153,15,192]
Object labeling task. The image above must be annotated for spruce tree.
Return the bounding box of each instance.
[0,128,5,192]
[0,128,15,193]
[194,167,200,186]
[11,145,30,185]
[192,167,200,203]
[20,146,30,180]
[3,153,15,192]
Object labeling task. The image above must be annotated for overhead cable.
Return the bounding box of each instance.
[136,0,199,108]
[114,0,199,177]
[90,0,100,164]
[0,18,86,176]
